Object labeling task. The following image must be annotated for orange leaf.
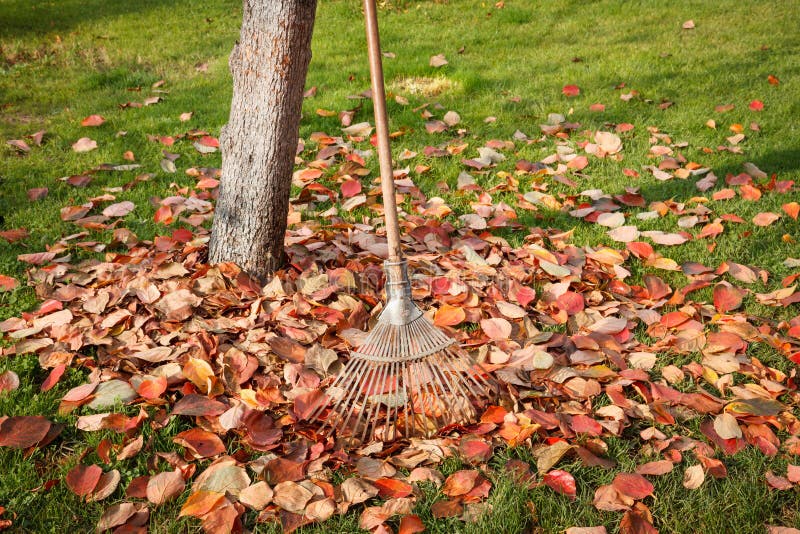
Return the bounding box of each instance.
[0,274,18,291]
[562,84,580,97]
[372,478,413,498]
[442,470,479,497]
[80,114,105,127]
[398,514,425,534]
[137,376,167,400]
[179,490,226,518]
[434,304,466,327]
[153,205,173,224]
[782,202,799,220]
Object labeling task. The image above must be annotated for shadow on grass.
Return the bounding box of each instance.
[0,0,179,41]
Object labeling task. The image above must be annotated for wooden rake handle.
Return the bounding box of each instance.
[364,0,402,262]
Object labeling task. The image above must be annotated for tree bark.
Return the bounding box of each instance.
[209,0,317,280]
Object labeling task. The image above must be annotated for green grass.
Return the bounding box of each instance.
[1,0,800,532]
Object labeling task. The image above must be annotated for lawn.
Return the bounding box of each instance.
[1,0,799,532]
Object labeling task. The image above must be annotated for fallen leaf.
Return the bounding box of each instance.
[430,54,448,67]
[81,115,105,127]
[66,464,103,497]
[682,464,705,489]
[273,481,313,513]
[72,137,98,152]
[0,416,52,448]
[612,473,654,500]
[146,470,185,505]
[544,470,577,500]
[0,371,19,392]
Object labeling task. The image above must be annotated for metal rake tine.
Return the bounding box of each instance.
[330,359,372,437]
[317,356,369,434]
[419,359,445,437]
[428,354,473,423]
[423,358,460,424]
[447,348,493,395]
[360,360,389,443]
[400,358,413,438]
[340,361,377,437]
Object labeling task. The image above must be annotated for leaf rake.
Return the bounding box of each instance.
[310,0,495,443]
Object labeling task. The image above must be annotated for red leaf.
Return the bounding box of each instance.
[41,364,66,392]
[612,473,654,500]
[153,205,174,224]
[562,85,581,97]
[173,428,226,459]
[627,242,654,260]
[340,179,362,198]
[459,439,492,464]
[765,471,793,491]
[713,282,744,313]
[571,414,602,436]
[748,100,764,111]
[0,416,51,448]
[66,464,103,497]
[171,394,227,417]
[0,275,18,292]
[0,228,29,243]
[544,470,577,500]
[199,135,219,148]
[567,155,589,171]
[81,114,105,127]
[557,291,585,314]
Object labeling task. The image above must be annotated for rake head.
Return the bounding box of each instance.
[311,260,494,443]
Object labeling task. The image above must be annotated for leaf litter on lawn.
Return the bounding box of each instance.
[1,99,799,534]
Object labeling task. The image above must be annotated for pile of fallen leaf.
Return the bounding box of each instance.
[2,88,800,533]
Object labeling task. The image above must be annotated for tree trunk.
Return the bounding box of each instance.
[209,0,317,280]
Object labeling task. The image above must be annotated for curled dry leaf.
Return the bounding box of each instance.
[682,464,705,489]
[341,477,379,504]
[0,370,20,392]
